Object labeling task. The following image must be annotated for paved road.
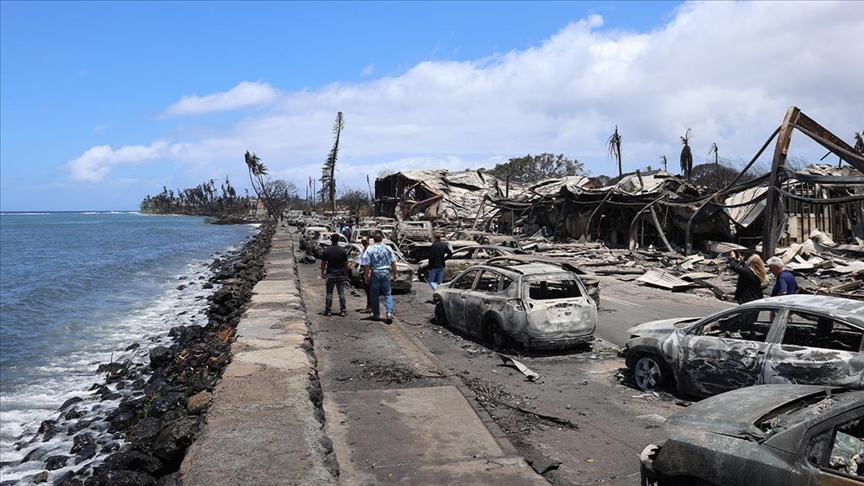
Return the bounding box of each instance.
[296,233,741,485]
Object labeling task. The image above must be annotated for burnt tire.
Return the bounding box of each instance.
[482,318,510,350]
[434,302,448,326]
[633,356,665,392]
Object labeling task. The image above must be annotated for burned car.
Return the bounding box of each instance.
[624,295,864,397]
[417,245,519,282]
[486,254,600,307]
[344,243,414,293]
[641,384,864,485]
[306,232,349,259]
[433,262,597,349]
[298,225,329,250]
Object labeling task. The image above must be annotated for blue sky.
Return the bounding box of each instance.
[1,1,862,211]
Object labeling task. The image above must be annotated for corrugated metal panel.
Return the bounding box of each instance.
[724,186,768,228]
[636,269,696,290]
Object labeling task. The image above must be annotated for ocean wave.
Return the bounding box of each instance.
[0,212,51,216]
[0,257,222,484]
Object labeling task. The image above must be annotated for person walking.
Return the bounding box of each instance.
[727,251,767,304]
[428,232,452,290]
[766,256,799,296]
[359,236,373,313]
[364,231,397,324]
[320,233,349,317]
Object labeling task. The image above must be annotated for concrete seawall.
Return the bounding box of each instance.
[180,226,336,485]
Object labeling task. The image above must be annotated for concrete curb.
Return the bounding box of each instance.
[180,226,336,485]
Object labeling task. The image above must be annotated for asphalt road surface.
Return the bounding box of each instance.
[296,236,738,485]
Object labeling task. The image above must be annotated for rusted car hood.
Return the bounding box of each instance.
[664,385,848,443]
[627,317,699,337]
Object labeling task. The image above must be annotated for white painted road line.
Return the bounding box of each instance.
[602,295,644,308]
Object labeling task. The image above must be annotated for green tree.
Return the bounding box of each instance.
[691,160,741,189]
[487,153,585,183]
[680,128,693,182]
[606,125,623,178]
[338,187,370,216]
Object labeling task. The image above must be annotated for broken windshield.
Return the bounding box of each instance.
[526,280,583,300]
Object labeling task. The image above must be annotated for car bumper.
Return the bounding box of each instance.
[639,444,661,484]
[524,333,595,349]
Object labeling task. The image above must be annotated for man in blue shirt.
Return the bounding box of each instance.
[766,256,799,296]
[364,231,397,324]
[359,237,372,313]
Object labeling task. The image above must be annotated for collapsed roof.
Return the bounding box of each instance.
[373,107,864,257]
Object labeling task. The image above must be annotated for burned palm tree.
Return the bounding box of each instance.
[320,112,345,213]
[606,125,623,179]
[680,128,693,182]
[244,150,279,218]
[709,142,720,188]
[660,155,668,172]
[854,131,864,155]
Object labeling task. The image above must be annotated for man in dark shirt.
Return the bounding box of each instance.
[320,233,349,316]
[427,232,452,290]
[766,256,799,296]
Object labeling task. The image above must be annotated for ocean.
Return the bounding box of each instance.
[0,212,258,484]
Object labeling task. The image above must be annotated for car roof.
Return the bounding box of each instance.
[739,295,864,326]
[467,263,576,279]
[454,245,513,253]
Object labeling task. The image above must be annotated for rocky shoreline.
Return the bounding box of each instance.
[5,220,276,486]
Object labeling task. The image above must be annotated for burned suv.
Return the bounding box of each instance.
[641,385,864,485]
[433,262,597,350]
[624,295,864,397]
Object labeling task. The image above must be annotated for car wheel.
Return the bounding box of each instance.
[634,356,665,391]
[483,318,510,349]
[434,302,447,326]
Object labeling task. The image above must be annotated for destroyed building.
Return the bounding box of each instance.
[373,107,864,257]
[372,107,864,301]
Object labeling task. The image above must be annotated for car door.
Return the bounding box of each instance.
[677,308,779,396]
[461,270,503,337]
[345,246,360,284]
[792,405,864,485]
[764,310,864,388]
[443,269,481,332]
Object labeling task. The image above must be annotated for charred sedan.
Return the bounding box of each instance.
[306,232,349,259]
[433,262,597,349]
[641,385,864,485]
[624,295,864,397]
[344,243,414,293]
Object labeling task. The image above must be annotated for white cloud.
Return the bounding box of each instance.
[93,123,110,132]
[64,141,173,182]
[361,64,375,76]
[162,81,279,117]
[71,1,864,191]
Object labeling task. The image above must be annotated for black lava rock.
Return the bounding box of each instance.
[45,454,69,470]
[148,347,173,369]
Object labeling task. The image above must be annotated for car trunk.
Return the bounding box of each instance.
[522,276,596,334]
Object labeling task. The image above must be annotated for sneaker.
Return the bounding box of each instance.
[361,307,372,314]
[384,313,393,325]
[323,310,331,317]
[339,310,347,317]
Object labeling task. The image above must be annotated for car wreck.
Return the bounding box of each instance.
[433,262,597,350]
[344,243,414,293]
[624,295,864,397]
[640,385,864,485]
